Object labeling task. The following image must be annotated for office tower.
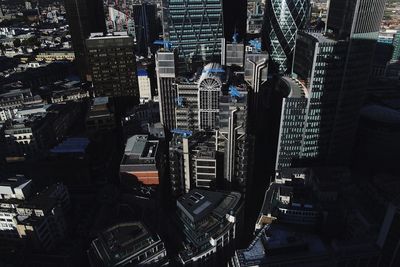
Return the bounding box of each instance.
[174,63,224,132]
[177,189,243,265]
[275,32,347,169]
[326,0,386,40]
[132,3,157,56]
[175,82,199,131]
[273,0,388,170]
[244,40,268,116]
[326,0,387,164]
[162,0,224,72]
[263,0,310,73]
[64,0,106,80]
[155,49,177,130]
[217,86,254,191]
[86,32,138,98]
[198,63,224,131]
[275,77,309,169]
[169,132,216,196]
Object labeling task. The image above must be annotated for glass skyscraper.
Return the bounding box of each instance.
[275,0,388,170]
[162,0,224,72]
[263,0,310,73]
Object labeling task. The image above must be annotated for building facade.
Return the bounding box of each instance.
[162,0,224,71]
[155,49,177,130]
[86,32,138,98]
[64,0,106,80]
[263,0,310,73]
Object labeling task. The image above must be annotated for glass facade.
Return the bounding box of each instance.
[162,0,224,71]
[263,0,310,73]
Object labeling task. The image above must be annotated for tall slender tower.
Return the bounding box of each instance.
[162,0,224,72]
[65,0,106,80]
[156,49,178,130]
[263,0,310,73]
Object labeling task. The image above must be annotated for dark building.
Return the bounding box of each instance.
[274,0,387,170]
[262,0,310,73]
[132,3,157,56]
[64,0,106,80]
[87,221,168,266]
[86,32,139,99]
[177,189,243,265]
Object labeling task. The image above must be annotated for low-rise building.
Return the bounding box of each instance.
[86,97,116,133]
[35,50,75,63]
[87,221,168,266]
[177,189,243,265]
[120,135,161,185]
[0,176,69,251]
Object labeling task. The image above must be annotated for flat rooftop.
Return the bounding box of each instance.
[121,135,159,165]
[90,222,158,266]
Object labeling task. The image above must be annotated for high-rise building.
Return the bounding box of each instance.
[274,0,387,170]
[217,86,254,191]
[162,0,224,72]
[325,0,387,165]
[244,40,268,116]
[263,0,310,73]
[132,3,157,56]
[169,131,216,196]
[64,0,106,80]
[155,49,177,130]
[86,32,138,98]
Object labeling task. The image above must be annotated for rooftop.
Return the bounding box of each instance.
[281,77,308,98]
[89,222,160,266]
[50,137,90,154]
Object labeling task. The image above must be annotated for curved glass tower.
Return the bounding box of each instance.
[263,0,310,73]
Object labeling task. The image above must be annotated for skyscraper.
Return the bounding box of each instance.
[86,32,138,98]
[64,0,106,80]
[326,0,387,164]
[132,3,157,56]
[263,0,310,73]
[162,0,224,72]
[155,49,177,130]
[274,0,387,170]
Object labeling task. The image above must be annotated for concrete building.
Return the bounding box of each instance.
[35,51,75,63]
[86,32,138,98]
[0,176,69,251]
[155,49,177,130]
[137,69,152,103]
[120,135,161,185]
[169,132,217,196]
[86,97,116,133]
[87,221,167,266]
[217,86,254,192]
[177,189,243,265]
[244,40,268,115]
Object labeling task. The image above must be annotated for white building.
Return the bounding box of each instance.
[138,69,152,103]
